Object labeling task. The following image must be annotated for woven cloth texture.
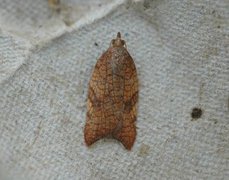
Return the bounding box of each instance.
[0,0,228,179]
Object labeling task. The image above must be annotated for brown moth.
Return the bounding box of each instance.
[84,32,138,150]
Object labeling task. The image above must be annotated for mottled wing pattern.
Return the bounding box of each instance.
[84,51,119,146]
[112,51,138,150]
[84,32,138,150]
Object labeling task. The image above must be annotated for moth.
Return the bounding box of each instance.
[84,32,138,150]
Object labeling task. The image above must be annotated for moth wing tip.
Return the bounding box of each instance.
[114,126,136,150]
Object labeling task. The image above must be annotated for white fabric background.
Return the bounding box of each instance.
[0,0,228,179]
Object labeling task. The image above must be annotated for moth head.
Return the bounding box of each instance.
[110,32,126,48]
